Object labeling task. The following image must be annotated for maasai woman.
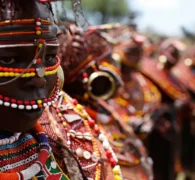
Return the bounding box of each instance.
[38,24,120,180]
[59,24,153,180]
[111,27,161,140]
[0,0,87,179]
[141,38,189,180]
[172,47,195,179]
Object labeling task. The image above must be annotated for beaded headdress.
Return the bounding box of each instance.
[0,0,87,111]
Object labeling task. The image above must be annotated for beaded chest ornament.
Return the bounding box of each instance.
[0,123,70,180]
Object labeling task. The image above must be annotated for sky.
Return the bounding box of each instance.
[130,0,195,36]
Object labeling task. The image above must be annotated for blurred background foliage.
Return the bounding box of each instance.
[54,0,195,45]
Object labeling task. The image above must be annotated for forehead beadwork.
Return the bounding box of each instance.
[0,0,58,44]
[0,0,60,83]
[0,0,61,110]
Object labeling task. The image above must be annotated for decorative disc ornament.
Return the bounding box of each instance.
[36,67,46,77]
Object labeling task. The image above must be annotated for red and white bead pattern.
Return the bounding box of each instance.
[0,133,21,145]
[0,77,60,111]
[64,93,123,179]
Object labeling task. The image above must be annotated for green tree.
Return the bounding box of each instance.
[56,0,136,26]
[82,0,133,24]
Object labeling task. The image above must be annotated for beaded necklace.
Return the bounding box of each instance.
[0,123,70,180]
[0,75,59,111]
[39,92,123,180]
[63,93,123,180]
[86,99,154,180]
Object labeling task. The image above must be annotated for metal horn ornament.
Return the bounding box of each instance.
[86,71,117,101]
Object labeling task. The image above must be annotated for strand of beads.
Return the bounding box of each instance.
[63,93,123,180]
[53,93,102,180]
[0,56,60,78]
[0,18,53,38]
[0,77,59,110]
[0,123,51,180]
[0,18,53,27]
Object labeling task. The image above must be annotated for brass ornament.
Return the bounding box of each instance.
[87,71,116,100]
[57,66,65,91]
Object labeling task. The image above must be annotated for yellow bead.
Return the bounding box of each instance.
[25,73,30,78]
[92,64,96,69]
[38,43,43,48]
[114,175,122,180]
[4,72,9,77]
[31,72,35,76]
[37,100,42,104]
[15,73,20,77]
[113,166,120,175]
[22,74,26,78]
[32,177,37,180]
[62,122,66,127]
[82,112,88,118]
[9,72,15,77]
[76,104,83,111]
[58,113,62,117]
[0,72,3,77]
[36,31,42,35]
[84,93,89,100]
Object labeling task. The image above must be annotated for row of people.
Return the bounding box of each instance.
[57,22,195,180]
[0,1,151,180]
[0,0,194,180]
